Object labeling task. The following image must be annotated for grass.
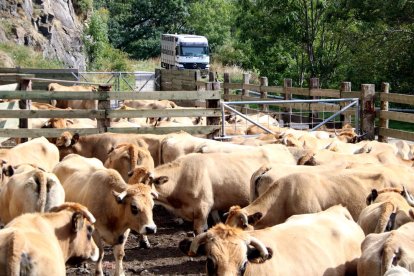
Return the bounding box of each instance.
[0,42,64,68]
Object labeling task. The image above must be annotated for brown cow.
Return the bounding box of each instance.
[48,82,98,110]
[181,206,364,276]
[0,202,99,275]
[0,164,65,225]
[53,155,157,276]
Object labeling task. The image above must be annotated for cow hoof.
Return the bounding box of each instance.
[186,231,195,237]
[174,218,184,225]
[139,240,151,249]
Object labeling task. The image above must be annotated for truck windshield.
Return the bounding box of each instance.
[180,46,209,57]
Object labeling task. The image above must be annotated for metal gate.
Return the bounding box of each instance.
[220,98,360,138]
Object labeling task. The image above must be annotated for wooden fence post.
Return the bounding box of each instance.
[18,78,32,143]
[97,84,112,133]
[309,78,319,127]
[154,68,161,91]
[283,78,292,127]
[242,73,250,112]
[360,84,376,140]
[223,73,230,101]
[260,77,268,112]
[378,82,389,142]
[196,71,204,91]
[340,82,352,126]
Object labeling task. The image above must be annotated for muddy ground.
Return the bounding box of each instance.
[67,205,206,276]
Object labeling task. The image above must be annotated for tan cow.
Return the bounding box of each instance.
[0,137,60,184]
[0,202,99,276]
[181,205,364,276]
[0,164,65,225]
[55,131,174,166]
[104,143,155,182]
[146,146,310,235]
[53,155,157,276]
[357,187,414,235]
[48,82,98,110]
[358,222,414,276]
[225,167,414,230]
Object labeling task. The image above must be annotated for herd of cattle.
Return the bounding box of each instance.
[1,83,414,275]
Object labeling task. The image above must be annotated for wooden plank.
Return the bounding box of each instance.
[0,128,99,138]
[0,109,105,119]
[380,93,414,105]
[342,91,361,99]
[107,108,221,118]
[287,87,309,96]
[223,83,242,90]
[108,125,220,135]
[380,111,414,124]
[0,90,222,100]
[310,89,340,98]
[262,86,283,93]
[378,127,414,142]
[243,84,260,91]
[0,74,35,82]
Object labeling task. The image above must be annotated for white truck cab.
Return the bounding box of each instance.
[161,34,210,76]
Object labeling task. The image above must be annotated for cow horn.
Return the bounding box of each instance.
[113,190,128,203]
[402,185,414,207]
[151,191,158,199]
[50,202,96,224]
[248,236,269,260]
[189,232,210,257]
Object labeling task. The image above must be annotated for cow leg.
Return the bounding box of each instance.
[138,234,151,249]
[210,210,222,224]
[93,232,105,276]
[113,229,130,276]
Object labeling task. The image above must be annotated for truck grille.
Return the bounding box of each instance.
[182,63,208,69]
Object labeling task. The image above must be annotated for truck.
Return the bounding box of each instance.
[161,34,210,76]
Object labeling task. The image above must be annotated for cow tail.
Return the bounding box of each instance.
[35,171,48,213]
[7,232,32,276]
[381,245,401,275]
[375,202,396,233]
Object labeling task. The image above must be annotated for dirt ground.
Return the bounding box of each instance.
[66,205,206,276]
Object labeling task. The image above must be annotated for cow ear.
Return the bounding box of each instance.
[107,146,115,154]
[3,165,14,177]
[71,133,80,145]
[153,176,168,186]
[366,189,378,205]
[71,211,84,232]
[248,212,263,225]
[178,238,206,256]
[247,247,273,263]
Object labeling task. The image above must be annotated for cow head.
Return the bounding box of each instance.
[104,144,154,182]
[111,184,157,236]
[179,223,272,275]
[55,132,80,160]
[49,202,99,263]
[224,206,262,230]
[127,166,154,185]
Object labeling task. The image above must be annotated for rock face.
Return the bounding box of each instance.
[0,0,87,69]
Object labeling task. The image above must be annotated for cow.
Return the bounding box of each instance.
[357,187,414,235]
[0,202,99,275]
[358,222,414,276]
[104,143,154,182]
[0,137,60,184]
[225,167,414,230]
[145,146,312,235]
[53,155,157,276]
[180,205,364,276]
[48,82,98,110]
[384,265,414,276]
[0,164,65,225]
[54,131,175,166]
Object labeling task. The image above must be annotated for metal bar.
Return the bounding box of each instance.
[355,100,360,134]
[311,100,358,131]
[23,77,104,86]
[137,74,154,92]
[121,75,135,91]
[222,103,275,134]
[225,98,359,105]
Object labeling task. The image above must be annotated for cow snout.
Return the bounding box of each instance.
[144,225,157,234]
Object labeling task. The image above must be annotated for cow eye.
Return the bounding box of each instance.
[87,225,94,240]
[239,261,247,275]
[206,257,217,276]
[131,204,139,215]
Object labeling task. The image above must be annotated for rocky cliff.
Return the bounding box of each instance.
[0,0,87,69]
